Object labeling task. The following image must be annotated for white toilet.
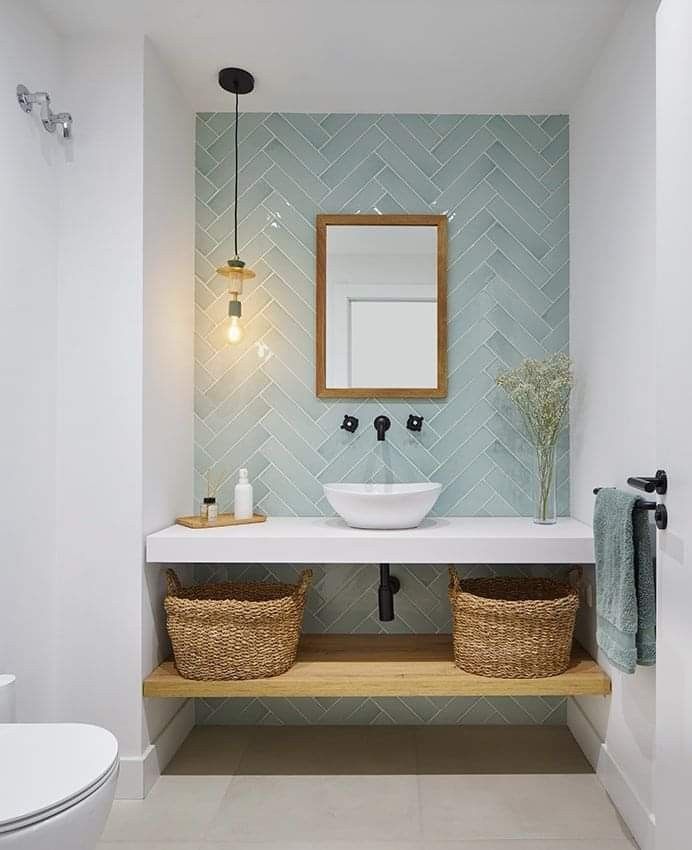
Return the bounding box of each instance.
[0,677,118,850]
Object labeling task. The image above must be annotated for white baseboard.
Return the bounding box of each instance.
[115,700,194,799]
[566,697,602,767]
[568,699,655,850]
[116,748,152,800]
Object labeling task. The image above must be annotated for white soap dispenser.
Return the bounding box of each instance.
[234,468,253,520]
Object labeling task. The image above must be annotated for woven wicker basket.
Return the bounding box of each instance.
[448,568,579,679]
[164,569,312,680]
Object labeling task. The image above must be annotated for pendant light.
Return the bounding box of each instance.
[216,67,256,344]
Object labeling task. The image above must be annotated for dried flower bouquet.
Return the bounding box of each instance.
[496,353,572,523]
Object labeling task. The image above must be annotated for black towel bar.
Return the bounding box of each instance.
[593,487,654,508]
[593,487,668,530]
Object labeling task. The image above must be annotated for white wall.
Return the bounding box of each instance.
[569,1,657,847]
[141,36,195,768]
[0,6,194,796]
[54,35,195,797]
[0,0,62,722]
[55,35,147,790]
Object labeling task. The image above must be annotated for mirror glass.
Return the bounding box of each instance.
[317,215,447,398]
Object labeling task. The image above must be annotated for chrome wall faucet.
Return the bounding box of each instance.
[17,84,73,139]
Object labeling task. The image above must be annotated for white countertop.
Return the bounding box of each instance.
[146,516,594,564]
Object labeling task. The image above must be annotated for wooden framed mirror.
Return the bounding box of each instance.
[316,214,447,398]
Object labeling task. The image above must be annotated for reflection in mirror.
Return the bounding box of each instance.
[316,215,447,398]
[327,226,437,388]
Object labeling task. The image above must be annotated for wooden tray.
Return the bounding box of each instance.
[175,513,267,529]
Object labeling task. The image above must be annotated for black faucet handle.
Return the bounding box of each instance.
[406,414,424,432]
[627,469,668,495]
[340,415,359,433]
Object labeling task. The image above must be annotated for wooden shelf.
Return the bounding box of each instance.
[143,635,610,699]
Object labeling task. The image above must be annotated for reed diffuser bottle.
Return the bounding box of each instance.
[201,469,219,522]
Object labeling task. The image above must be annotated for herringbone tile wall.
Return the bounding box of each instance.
[194,112,570,725]
[195,112,569,516]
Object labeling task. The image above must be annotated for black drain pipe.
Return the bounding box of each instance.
[378,564,401,621]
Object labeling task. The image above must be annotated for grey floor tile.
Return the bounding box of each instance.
[164,725,252,775]
[205,774,421,842]
[206,844,424,850]
[101,776,230,842]
[104,727,635,849]
[415,725,592,774]
[177,724,590,777]
[419,842,637,850]
[99,844,201,850]
[418,774,630,841]
[235,724,417,775]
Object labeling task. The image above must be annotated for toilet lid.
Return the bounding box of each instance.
[0,723,118,831]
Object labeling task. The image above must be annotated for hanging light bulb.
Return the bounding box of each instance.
[216,67,256,345]
[227,315,243,344]
[227,297,243,344]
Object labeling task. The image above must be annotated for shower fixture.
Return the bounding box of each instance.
[16,84,73,139]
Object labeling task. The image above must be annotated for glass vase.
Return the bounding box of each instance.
[533,442,557,524]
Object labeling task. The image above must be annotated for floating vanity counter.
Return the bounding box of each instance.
[145,516,594,565]
[144,516,606,700]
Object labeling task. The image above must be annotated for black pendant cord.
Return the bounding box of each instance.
[218,67,254,259]
[234,89,239,258]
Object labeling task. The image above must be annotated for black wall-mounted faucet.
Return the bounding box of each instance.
[341,415,359,433]
[406,414,424,432]
[374,415,391,441]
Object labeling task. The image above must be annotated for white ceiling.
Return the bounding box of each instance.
[38,0,629,113]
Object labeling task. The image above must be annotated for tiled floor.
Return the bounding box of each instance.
[99,726,637,850]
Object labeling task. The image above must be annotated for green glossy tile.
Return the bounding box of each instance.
[193,111,572,728]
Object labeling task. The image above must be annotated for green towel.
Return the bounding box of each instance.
[593,488,656,674]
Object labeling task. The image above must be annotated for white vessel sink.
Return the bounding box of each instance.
[323,482,442,530]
